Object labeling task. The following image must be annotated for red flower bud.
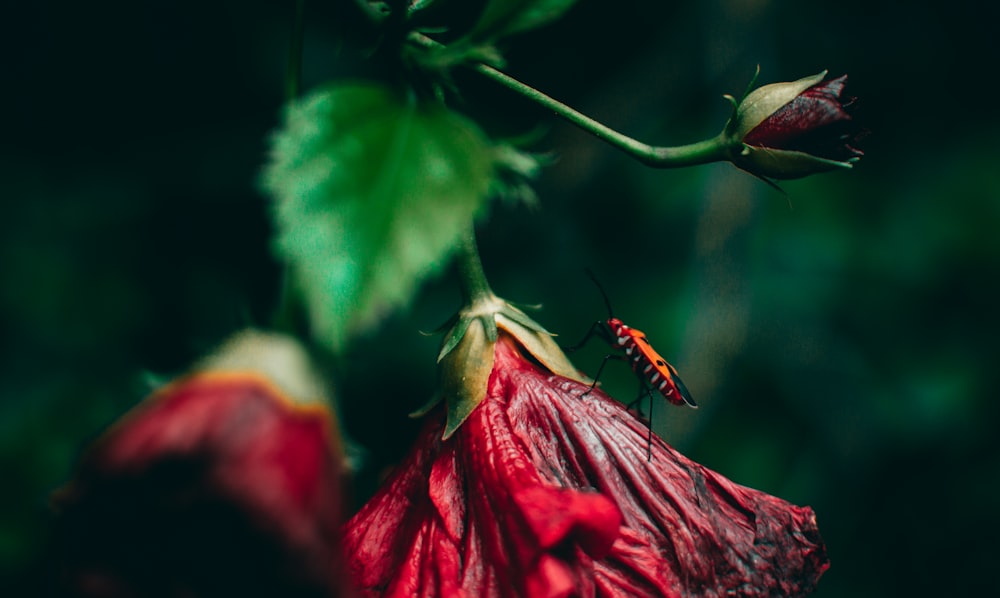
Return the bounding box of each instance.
[48,331,351,597]
[728,71,864,180]
[344,334,828,597]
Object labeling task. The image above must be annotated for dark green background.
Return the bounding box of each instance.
[3,1,998,596]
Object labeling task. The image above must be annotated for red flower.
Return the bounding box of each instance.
[48,331,351,598]
[343,334,828,597]
[727,71,864,180]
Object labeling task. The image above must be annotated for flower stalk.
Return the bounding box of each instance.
[407,32,735,169]
[455,224,495,307]
[470,61,734,168]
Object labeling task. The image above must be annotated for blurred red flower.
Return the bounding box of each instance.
[343,334,828,597]
[48,332,351,598]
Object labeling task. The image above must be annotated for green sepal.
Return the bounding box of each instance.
[727,70,827,141]
[498,301,548,334]
[722,65,761,136]
[479,314,499,342]
[437,316,473,362]
[496,312,591,384]
[419,312,458,337]
[439,316,496,439]
[418,292,590,437]
[734,145,855,180]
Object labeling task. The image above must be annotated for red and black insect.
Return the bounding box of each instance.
[565,270,697,457]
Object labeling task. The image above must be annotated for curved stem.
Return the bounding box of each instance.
[645,132,733,167]
[455,224,494,306]
[406,33,737,168]
[472,62,732,168]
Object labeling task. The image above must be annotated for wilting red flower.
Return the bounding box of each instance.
[343,333,829,597]
[727,71,863,180]
[48,331,351,598]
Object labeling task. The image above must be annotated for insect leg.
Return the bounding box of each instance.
[622,383,655,459]
[645,384,655,461]
[633,382,655,461]
[624,382,653,413]
[562,320,606,352]
[579,353,628,397]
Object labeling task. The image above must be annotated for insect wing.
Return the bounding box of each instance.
[632,331,697,408]
[664,361,697,408]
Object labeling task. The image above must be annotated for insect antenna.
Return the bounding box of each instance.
[584,268,615,319]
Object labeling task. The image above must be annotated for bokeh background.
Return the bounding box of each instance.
[3,1,998,596]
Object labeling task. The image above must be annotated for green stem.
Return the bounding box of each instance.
[407,33,736,168]
[285,0,306,101]
[472,62,732,168]
[271,267,302,336]
[455,225,494,306]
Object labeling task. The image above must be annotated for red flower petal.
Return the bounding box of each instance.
[343,336,828,597]
[50,371,350,597]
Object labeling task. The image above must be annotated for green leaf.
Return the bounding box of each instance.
[465,0,579,43]
[263,83,494,352]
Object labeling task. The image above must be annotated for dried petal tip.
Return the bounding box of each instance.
[726,70,865,180]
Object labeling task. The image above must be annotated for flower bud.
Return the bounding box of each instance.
[726,71,864,180]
